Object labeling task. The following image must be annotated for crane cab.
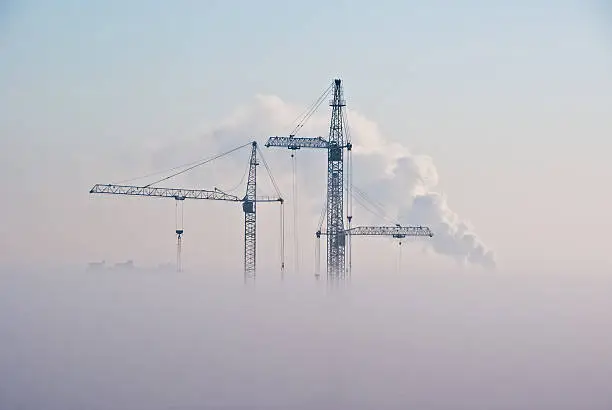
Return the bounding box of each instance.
[242,200,255,214]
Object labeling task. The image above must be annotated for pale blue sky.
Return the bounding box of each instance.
[1,1,611,270]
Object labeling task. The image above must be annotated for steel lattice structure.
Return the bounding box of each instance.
[266,79,351,279]
[345,225,433,238]
[326,80,347,278]
[90,141,282,278]
[266,136,329,150]
[243,142,258,277]
[90,184,242,201]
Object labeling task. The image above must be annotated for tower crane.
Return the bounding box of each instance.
[266,78,434,279]
[89,141,284,278]
[266,79,350,279]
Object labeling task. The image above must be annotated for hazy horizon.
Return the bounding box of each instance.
[1,267,611,409]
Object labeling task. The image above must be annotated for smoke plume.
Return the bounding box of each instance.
[336,109,496,269]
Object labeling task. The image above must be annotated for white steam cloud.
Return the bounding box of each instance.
[150,94,496,270]
[346,113,497,269]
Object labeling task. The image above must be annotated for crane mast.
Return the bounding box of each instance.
[243,142,257,278]
[266,79,351,279]
[326,79,347,279]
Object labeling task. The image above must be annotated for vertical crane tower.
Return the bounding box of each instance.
[243,142,258,277]
[266,79,351,279]
[267,79,434,278]
[326,79,348,278]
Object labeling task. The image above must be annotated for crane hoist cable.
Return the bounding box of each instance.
[279,201,285,273]
[344,112,354,225]
[267,81,332,275]
[255,145,286,273]
[175,197,185,272]
[284,82,334,275]
[314,233,320,277]
[315,194,327,277]
[317,194,327,232]
[397,239,402,274]
[291,152,299,273]
[343,110,353,275]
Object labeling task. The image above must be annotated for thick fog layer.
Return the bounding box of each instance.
[1,268,611,410]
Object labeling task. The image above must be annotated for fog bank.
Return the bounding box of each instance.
[1,268,610,409]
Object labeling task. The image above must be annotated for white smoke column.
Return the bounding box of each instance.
[348,111,497,270]
[403,191,497,269]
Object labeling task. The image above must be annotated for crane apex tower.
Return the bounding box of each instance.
[266,78,352,279]
[326,79,348,278]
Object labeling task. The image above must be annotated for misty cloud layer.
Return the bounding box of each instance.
[147,94,496,269]
[1,268,611,410]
